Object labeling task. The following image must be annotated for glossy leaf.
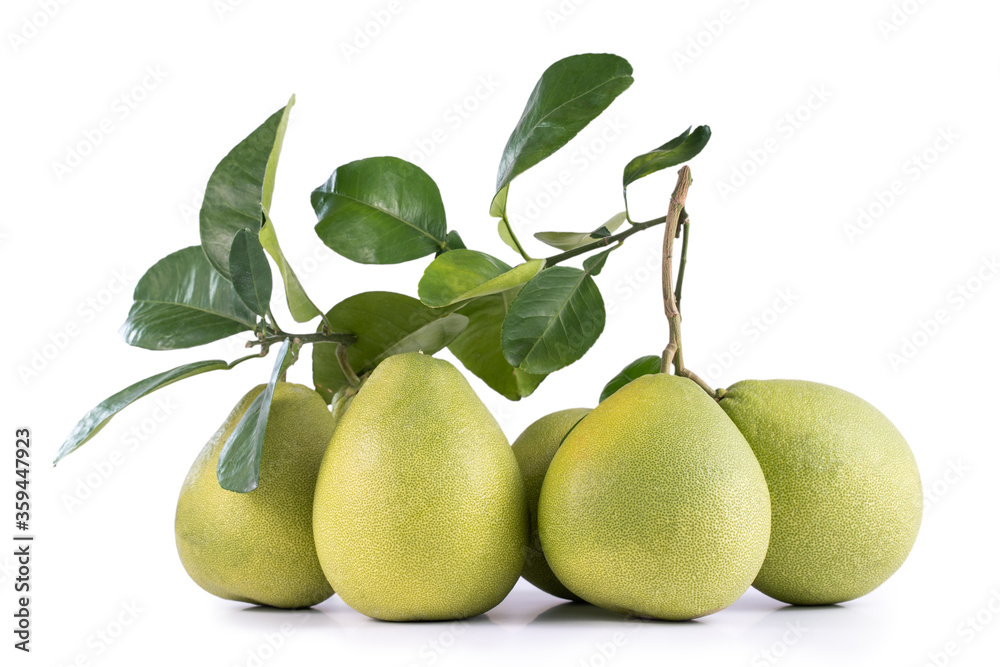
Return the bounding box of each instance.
[450,293,546,401]
[200,99,294,280]
[54,359,240,464]
[312,157,447,264]
[534,211,627,251]
[217,340,297,493]
[312,292,468,402]
[441,230,467,252]
[492,53,633,212]
[599,355,662,402]
[623,125,712,187]
[501,266,606,374]
[418,250,545,308]
[120,247,258,350]
[229,229,272,316]
[258,215,323,323]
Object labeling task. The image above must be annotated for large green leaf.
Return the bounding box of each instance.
[534,211,627,251]
[312,292,468,402]
[492,54,633,211]
[229,229,272,316]
[450,293,546,401]
[312,157,447,264]
[217,340,298,493]
[599,355,662,403]
[54,358,252,464]
[120,247,258,350]
[418,250,545,308]
[623,125,712,187]
[501,266,605,374]
[200,99,293,280]
[259,215,322,323]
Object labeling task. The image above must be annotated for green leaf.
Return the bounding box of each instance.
[449,293,546,401]
[120,247,258,350]
[582,246,617,276]
[492,53,633,212]
[54,358,243,464]
[311,292,468,402]
[534,211,627,251]
[312,157,447,264]
[501,266,606,374]
[258,215,323,323]
[600,355,662,402]
[217,340,297,493]
[418,250,545,308]
[229,229,272,316]
[200,99,294,280]
[623,125,712,187]
[441,230,467,252]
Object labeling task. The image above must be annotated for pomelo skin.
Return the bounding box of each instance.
[312,353,528,622]
[720,380,922,606]
[175,383,336,609]
[511,408,591,601]
[539,374,771,621]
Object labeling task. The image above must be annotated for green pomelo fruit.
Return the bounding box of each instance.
[175,383,336,608]
[539,374,771,620]
[720,379,922,605]
[512,408,591,601]
[312,352,528,621]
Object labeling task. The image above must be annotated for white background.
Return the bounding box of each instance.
[3,1,999,665]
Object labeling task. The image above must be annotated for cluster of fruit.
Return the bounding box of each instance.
[176,351,922,621]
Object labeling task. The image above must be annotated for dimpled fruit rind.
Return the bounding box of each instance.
[175,383,336,609]
[312,352,528,621]
[539,373,771,620]
[720,379,922,605]
[512,408,591,601]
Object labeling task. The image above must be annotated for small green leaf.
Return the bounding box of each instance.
[449,293,546,401]
[623,125,712,187]
[217,340,297,493]
[54,358,245,464]
[600,355,662,402]
[441,230,467,252]
[494,54,634,200]
[501,266,606,374]
[418,250,545,308]
[534,212,628,251]
[229,229,272,316]
[496,216,528,257]
[200,99,294,280]
[312,157,447,264]
[259,215,323,323]
[120,247,258,350]
[311,292,468,402]
[582,246,617,276]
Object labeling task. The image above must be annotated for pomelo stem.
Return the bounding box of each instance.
[659,167,716,399]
